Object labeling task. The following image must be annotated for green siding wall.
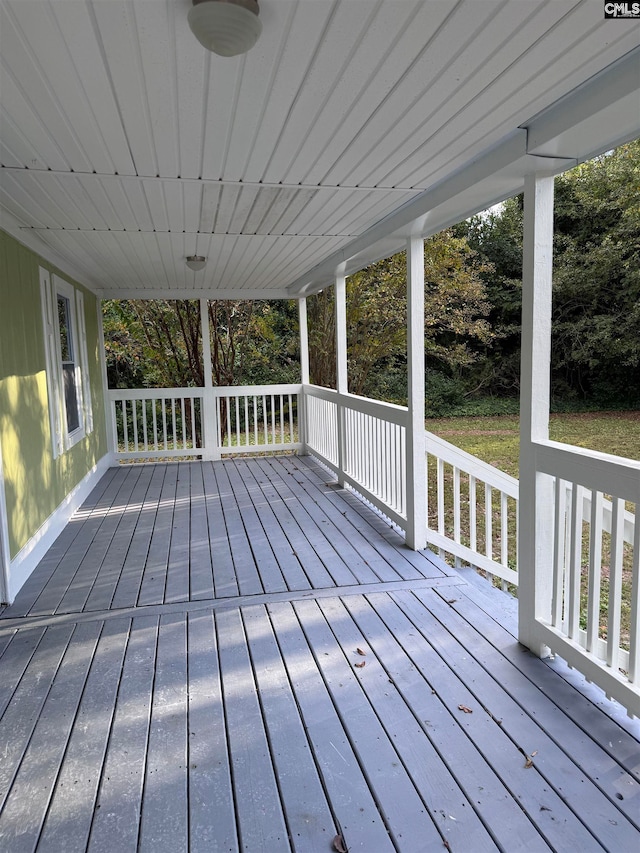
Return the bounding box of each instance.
[0,230,108,559]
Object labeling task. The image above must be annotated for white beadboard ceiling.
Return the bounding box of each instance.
[0,0,638,299]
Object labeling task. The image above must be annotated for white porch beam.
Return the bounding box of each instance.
[518,173,555,656]
[405,236,427,551]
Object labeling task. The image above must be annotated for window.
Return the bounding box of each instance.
[40,269,93,457]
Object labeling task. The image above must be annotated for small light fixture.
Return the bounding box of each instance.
[186,255,207,272]
[188,0,262,57]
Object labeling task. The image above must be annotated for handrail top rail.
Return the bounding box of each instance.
[426,428,519,498]
[108,383,303,401]
[108,387,204,400]
[304,383,409,419]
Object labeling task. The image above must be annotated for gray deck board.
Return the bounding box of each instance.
[139,613,189,852]
[216,607,290,850]
[342,593,549,852]
[400,588,639,848]
[430,585,640,798]
[251,456,352,587]
[88,615,158,853]
[213,462,264,596]
[163,463,193,603]
[186,611,238,853]
[0,457,638,853]
[295,596,473,851]
[267,600,397,852]
[224,460,289,594]
[188,463,216,601]
[242,604,336,852]
[236,460,313,592]
[0,621,103,853]
[37,618,130,853]
[137,462,178,606]
[4,467,125,618]
[201,461,239,599]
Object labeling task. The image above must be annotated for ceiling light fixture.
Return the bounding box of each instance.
[186,255,207,272]
[188,0,262,57]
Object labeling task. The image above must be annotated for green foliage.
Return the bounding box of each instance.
[103,298,300,389]
[461,140,640,407]
[308,229,492,404]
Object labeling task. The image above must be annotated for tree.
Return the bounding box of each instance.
[307,230,493,407]
[461,139,640,406]
[551,141,640,404]
[103,299,300,390]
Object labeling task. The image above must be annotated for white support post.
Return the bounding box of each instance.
[298,297,309,454]
[335,272,348,486]
[200,298,220,461]
[518,173,555,656]
[97,298,117,459]
[406,236,427,550]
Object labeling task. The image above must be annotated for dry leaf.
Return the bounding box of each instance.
[333,834,347,852]
[524,749,538,768]
[354,661,366,669]
[458,704,473,714]
[356,648,367,656]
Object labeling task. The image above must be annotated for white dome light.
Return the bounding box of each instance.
[186,255,207,272]
[188,0,262,57]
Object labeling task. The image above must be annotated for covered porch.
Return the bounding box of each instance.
[1,1,640,848]
[0,455,638,851]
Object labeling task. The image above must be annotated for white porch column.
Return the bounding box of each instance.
[200,298,220,461]
[335,273,348,486]
[298,297,310,385]
[405,236,427,550]
[298,297,309,454]
[97,298,117,459]
[518,173,555,656]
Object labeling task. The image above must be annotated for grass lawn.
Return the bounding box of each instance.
[425,410,640,477]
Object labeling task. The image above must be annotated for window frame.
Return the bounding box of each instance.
[40,268,93,457]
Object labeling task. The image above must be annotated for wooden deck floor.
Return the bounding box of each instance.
[0,456,638,852]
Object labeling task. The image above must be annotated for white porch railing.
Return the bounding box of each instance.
[108,384,302,460]
[213,384,301,456]
[108,382,638,713]
[532,441,639,713]
[303,385,407,529]
[425,430,519,587]
[109,388,205,459]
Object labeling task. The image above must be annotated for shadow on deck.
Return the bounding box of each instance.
[0,457,638,852]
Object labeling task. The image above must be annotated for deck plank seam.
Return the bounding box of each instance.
[0,578,465,638]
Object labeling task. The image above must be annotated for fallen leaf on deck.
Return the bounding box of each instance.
[524,751,537,768]
[458,704,473,713]
[354,661,366,669]
[356,648,367,656]
[446,599,458,605]
[333,833,347,852]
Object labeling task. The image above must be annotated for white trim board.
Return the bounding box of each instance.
[5,452,115,604]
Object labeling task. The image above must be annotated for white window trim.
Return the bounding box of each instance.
[40,268,93,457]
